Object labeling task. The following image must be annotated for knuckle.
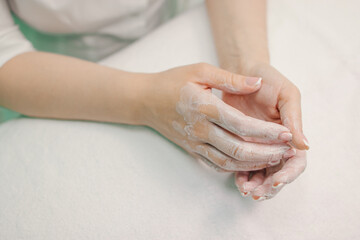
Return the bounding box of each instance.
[217,157,242,171]
[210,152,231,170]
[217,158,228,169]
[232,145,244,160]
[228,72,237,88]
[184,125,195,136]
[191,123,209,140]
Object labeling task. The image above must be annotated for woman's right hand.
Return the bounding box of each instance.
[141,63,296,172]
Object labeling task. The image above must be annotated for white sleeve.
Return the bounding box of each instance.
[0,0,34,67]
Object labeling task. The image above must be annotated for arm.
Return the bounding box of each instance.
[0,0,145,125]
[0,52,148,125]
[205,0,269,73]
[206,0,308,200]
[0,53,294,170]
[0,0,294,172]
[206,0,308,150]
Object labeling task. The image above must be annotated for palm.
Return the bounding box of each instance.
[223,65,286,124]
[226,64,307,200]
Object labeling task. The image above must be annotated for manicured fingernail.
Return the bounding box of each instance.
[252,195,265,201]
[269,160,280,166]
[245,77,262,87]
[241,191,249,197]
[303,137,310,150]
[279,132,292,141]
[272,182,284,188]
[252,195,260,200]
[283,148,296,158]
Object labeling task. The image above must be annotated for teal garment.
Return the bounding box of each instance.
[0,107,21,123]
[0,15,29,123]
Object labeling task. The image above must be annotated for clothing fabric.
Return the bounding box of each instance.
[0,0,191,122]
[0,0,181,64]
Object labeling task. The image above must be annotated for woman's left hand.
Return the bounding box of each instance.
[223,62,308,200]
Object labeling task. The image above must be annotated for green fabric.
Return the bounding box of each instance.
[0,15,27,123]
[0,107,21,123]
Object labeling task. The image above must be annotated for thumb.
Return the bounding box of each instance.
[278,85,309,150]
[194,63,262,94]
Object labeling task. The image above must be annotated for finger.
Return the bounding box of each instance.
[194,144,270,171]
[199,97,293,143]
[193,63,262,94]
[178,83,292,143]
[194,154,230,173]
[278,84,309,150]
[187,121,294,162]
[255,179,286,201]
[235,171,250,196]
[266,158,287,176]
[252,174,276,201]
[252,151,307,201]
[241,170,266,197]
[271,150,307,187]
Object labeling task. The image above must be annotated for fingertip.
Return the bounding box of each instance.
[241,191,250,197]
[291,132,310,150]
[252,195,265,201]
[272,171,288,185]
[235,171,249,192]
[272,182,284,189]
[303,137,310,150]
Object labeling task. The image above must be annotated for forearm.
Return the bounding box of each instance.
[206,0,269,72]
[0,51,148,125]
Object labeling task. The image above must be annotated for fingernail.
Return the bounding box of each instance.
[245,77,262,87]
[303,137,310,150]
[283,148,296,158]
[272,182,284,188]
[279,132,292,141]
[241,191,249,197]
[269,160,280,166]
[252,195,265,201]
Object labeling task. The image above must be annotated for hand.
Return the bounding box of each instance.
[224,62,308,200]
[142,63,296,171]
[223,62,309,148]
[235,150,306,200]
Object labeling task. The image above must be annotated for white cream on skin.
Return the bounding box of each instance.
[173,83,295,171]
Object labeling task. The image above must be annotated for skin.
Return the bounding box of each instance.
[143,63,297,171]
[206,0,308,200]
[0,53,294,172]
[0,0,308,201]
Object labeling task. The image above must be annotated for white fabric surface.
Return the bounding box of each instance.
[0,0,34,67]
[0,0,175,64]
[0,1,359,239]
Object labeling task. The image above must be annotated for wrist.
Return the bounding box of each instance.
[108,71,153,126]
[126,72,154,126]
[220,56,270,76]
